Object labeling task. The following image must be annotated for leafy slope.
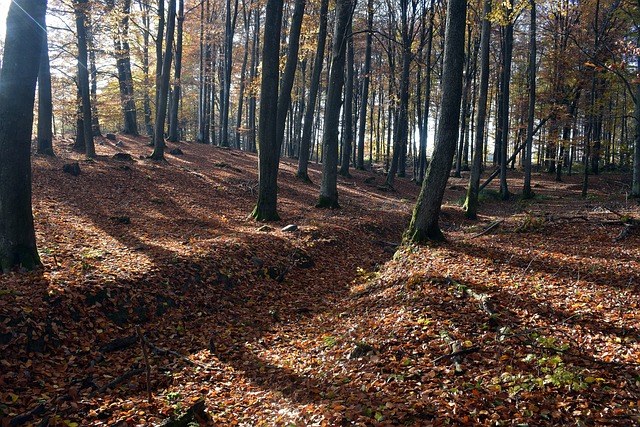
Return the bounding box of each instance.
[1,136,639,426]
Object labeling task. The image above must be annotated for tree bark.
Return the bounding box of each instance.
[75,0,95,157]
[276,0,305,157]
[150,0,176,160]
[297,0,329,182]
[317,0,354,208]
[356,0,373,170]
[251,0,284,221]
[0,0,47,272]
[37,29,54,156]
[522,0,536,199]
[339,18,354,177]
[168,0,184,142]
[405,0,466,242]
[464,0,491,219]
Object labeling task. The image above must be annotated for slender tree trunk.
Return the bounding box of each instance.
[356,0,373,170]
[464,0,491,219]
[0,0,47,272]
[297,0,329,181]
[220,0,239,147]
[168,0,184,142]
[406,0,466,243]
[634,50,640,196]
[88,20,101,137]
[235,0,251,150]
[139,0,153,136]
[75,0,95,157]
[499,18,513,200]
[317,0,354,208]
[150,0,176,160]
[523,0,536,198]
[339,18,354,177]
[37,30,54,156]
[251,0,284,220]
[276,0,305,157]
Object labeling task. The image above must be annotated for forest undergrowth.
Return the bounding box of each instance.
[1,135,639,426]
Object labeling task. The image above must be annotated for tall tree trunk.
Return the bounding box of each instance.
[499,18,513,200]
[168,0,184,142]
[406,0,466,243]
[139,0,153,136]
[523,0,536,198]
[75,0,95,157]
[150,0,176,160]
[276,0,305,157]
[417,2,435,184]
[464,0,491,219]
[385,0,412,187]
[88,19,101,137]
[251,0,284,220]
[0,0,47,272]
[356,0,373,170]
[235,0,252,150]
[220,0,239,147]
[634,48,640,196]
[247,5,260,152]
[37,30,54,156]
[317,0,354,208]
[339,18,354,177]
[297,0,329,182]
[112,0,138,135]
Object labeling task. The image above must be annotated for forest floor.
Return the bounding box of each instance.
[1,135,639,427]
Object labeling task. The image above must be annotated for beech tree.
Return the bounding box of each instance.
[251,0,284,220]
[37,28,54,156]
[405,0,466,242]
[0,0,47,272]
[317,0,354,208]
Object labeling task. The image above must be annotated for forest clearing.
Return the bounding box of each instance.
[1,136,639,426]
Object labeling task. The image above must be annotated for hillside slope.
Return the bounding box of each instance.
[1,136,639,426]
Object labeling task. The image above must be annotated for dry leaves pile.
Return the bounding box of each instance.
[1,135,638,426]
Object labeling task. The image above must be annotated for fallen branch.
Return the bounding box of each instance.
[142,337,212,371]
[90,367,145,397]
[470,219,504,238]
[439,330,464,374]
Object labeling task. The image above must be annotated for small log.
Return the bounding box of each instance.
[9,403,47,427]
[470,219,504,238]
[439,330,464,374]
[90,367,145,397]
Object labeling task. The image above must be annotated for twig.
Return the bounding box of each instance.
[142,337,212,370]
[136,325,153,403]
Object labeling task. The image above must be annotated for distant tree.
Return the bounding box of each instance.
[168,0,184,142]
[251,0,284,221]
[317,0,354,208]
[297,0,329,182]
[339,18,354,177]
[464,0,491,219]
[356,0,374,170]
[150,0,176,160]
[108,0,139,135]
[405,0,466,242]
[38,28,55,156]
[0,0,47,272]
[522,0,536,199]
[75,0,96,157]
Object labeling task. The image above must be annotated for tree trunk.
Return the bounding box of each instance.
[522,0,536,199]
[317,0,354,208]
[634,49,640,196]
[220,0,239,147]
[406,0,466,243]
[0,0,47,272]
[499,18,513,200]
[75,0,95,157]
[235,0,251,150]
[339,18,354,177]
[356,0,373,170]
[464,0,491,219]
[276,0,305,157]
[140,0,153,136]
[112,0,138,135]
[37,30,54,156]
[150,0,176,160]
[251,0,284,221]
[168,0,184,142]
[297,0,329,182]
